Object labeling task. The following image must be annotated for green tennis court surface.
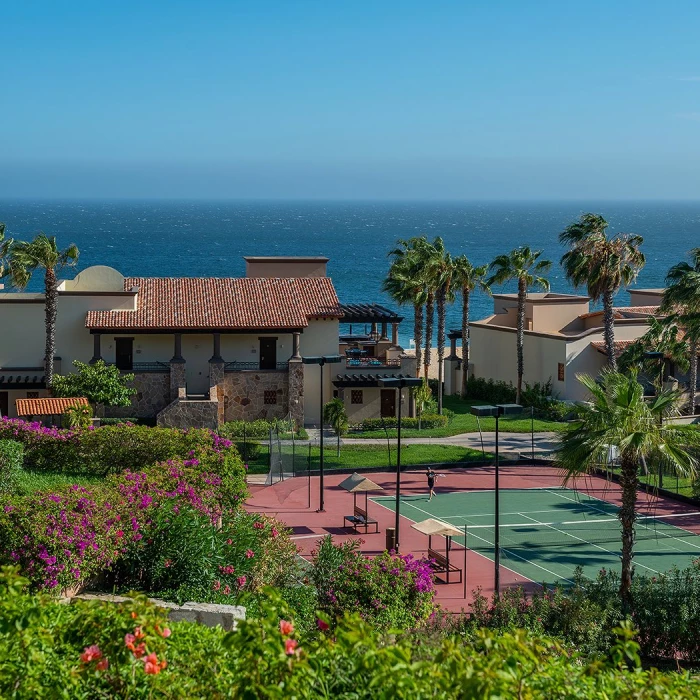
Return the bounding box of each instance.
[372,487,700,585]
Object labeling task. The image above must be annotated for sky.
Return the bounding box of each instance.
[2,0,700,200]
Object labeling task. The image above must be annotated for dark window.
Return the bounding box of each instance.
[259,338,277,370]
[0,392,8,418]
[115,337,134,371]
[557,363,565,382]
[264,390,277,405]
[26,391,39,399]
[351,390,363,405]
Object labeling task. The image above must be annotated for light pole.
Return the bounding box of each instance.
[470,403,522,596]
[378,376,423,552]
[301,354,343,512]
[644,350,665,488]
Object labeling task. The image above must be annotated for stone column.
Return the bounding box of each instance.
[380,322,389,341]
[391,323,399,346]
[170,333,186,400]
[209,359,225,424]
[288,358,304,427]
[448,334,458,360]
[90,334,102,364]
[210,333,223,362]
[291,332,301,359]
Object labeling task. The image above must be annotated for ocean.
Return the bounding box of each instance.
[1,200,699,345]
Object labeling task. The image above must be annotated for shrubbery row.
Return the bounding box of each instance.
[355,412,450,432]
[0,440,23,493]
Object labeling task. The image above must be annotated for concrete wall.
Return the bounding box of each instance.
[299,319,340,426]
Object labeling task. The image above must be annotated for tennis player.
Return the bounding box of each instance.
[426,468,437,500]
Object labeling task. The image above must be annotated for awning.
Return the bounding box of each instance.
[0,368,46,389]
[16,396,89,417]
[338,472,383,493]
[333,373,411,388]
[411,518,463,538]
[339,303,403,324]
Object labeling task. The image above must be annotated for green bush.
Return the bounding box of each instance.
[2,567,700,698]
[99,417,157,427]
[232,440,262,463]
[219,418,299,439]
[356,413,449,432]
[311,536,435,630]
[0,441,23,494]
[463,376,517,403]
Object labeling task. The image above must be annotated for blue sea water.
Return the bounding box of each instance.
[1,200,699,344]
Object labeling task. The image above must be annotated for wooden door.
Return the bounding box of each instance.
[0,392,8,418]
[115,338,134,370]
[259,338,277,370]
[380,389,396,418]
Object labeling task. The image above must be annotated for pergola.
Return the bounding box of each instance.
[338,303,403,345]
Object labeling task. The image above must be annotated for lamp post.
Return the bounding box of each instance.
[378,376,423,552]
[644,350,665,488]
[470,403,523,596]
[301,355,343,512]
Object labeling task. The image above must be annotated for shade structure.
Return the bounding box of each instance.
[411,518,462,538]
[338,472,383,494]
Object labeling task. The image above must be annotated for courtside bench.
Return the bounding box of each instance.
[344,505,379,534]
[428,547,462,584]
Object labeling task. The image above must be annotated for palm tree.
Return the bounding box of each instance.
[487,247,552,403]
[453,255,490,398]
[0,223,10,277]
[556,371,699,611]
[384,237,430,378]
[662,248,700,415]
[559,214,645,370]
[424,238,453,414]
[323,398,348,457]
[6,234,79,387]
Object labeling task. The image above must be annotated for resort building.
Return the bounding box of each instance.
[448,289,697,403]
[0,257,415,428]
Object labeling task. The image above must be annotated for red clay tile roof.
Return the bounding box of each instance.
[85,277,342,331]
[16,397,89,416]
[578,306,660,321]
[591,340,636,357]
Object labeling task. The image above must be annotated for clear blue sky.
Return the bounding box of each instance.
[2,0,700,199]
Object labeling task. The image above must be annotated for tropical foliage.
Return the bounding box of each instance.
[556,371,700,609]
[487,246,552,403]
[560,213,645,370]
[52,359,137,408]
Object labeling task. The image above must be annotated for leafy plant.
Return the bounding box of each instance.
[0,440,23,494]
[62,402,94,429]
[52,360,137,408]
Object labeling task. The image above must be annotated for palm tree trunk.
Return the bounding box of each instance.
[424,292,434,379]
[413,302,423,378]
[436,287,446,414]
[516,277,526,404]
[461,287,470,398]
[689,338,699,415]
[603,288,617,370]
[44,267,58,388]
[618,452,638,613]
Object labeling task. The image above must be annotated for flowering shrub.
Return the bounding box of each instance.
[4,570,700,699]
[311,536,435,629]
[0,440,23,493]
[0,448,247,592]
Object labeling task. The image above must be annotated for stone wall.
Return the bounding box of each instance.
[103,372,171,419]
[222,371,289,422]
[288,359,304,427]
[156,398,219,430]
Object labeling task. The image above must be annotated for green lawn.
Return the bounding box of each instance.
[350,395,570,439]
[14,471,105,495]
[248,442,491,474]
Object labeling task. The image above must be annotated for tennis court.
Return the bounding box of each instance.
[373,486,700,585]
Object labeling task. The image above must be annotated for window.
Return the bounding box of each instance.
[26,391,40,399]
[557,363,565,382]
[264,390,277,405]
[351,390,363,405]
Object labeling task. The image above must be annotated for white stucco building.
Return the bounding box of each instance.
[0,257,415,428]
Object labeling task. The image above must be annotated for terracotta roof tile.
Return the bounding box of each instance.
[578,306,660,321]
[16,397,89,416]
[85,277,342,331]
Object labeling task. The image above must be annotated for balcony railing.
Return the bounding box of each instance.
[109,362,170,373]
[345,357,401,369]
[224,361,289,372]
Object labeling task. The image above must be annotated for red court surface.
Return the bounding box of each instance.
[245,465,700,613]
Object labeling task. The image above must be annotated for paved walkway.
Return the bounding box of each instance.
[302,429,559,455]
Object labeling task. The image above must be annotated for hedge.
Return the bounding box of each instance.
[2,569,700,698]
[355,413,449,432]
[0,440,23,494]
[219,418,298,439]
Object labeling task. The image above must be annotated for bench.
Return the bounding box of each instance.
[344,505,379,534]
[428,547,462,584]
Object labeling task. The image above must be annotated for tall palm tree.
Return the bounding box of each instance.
[487,247,552,403]
[0,223,10,277]
[425,239,454,414]
[559,214,645,370]
[384,237,430,377]
[662,248,700,415]
[6,234,79,387]
[323,398,348,457]
[453,255,490,398]
[556,371,699,611]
